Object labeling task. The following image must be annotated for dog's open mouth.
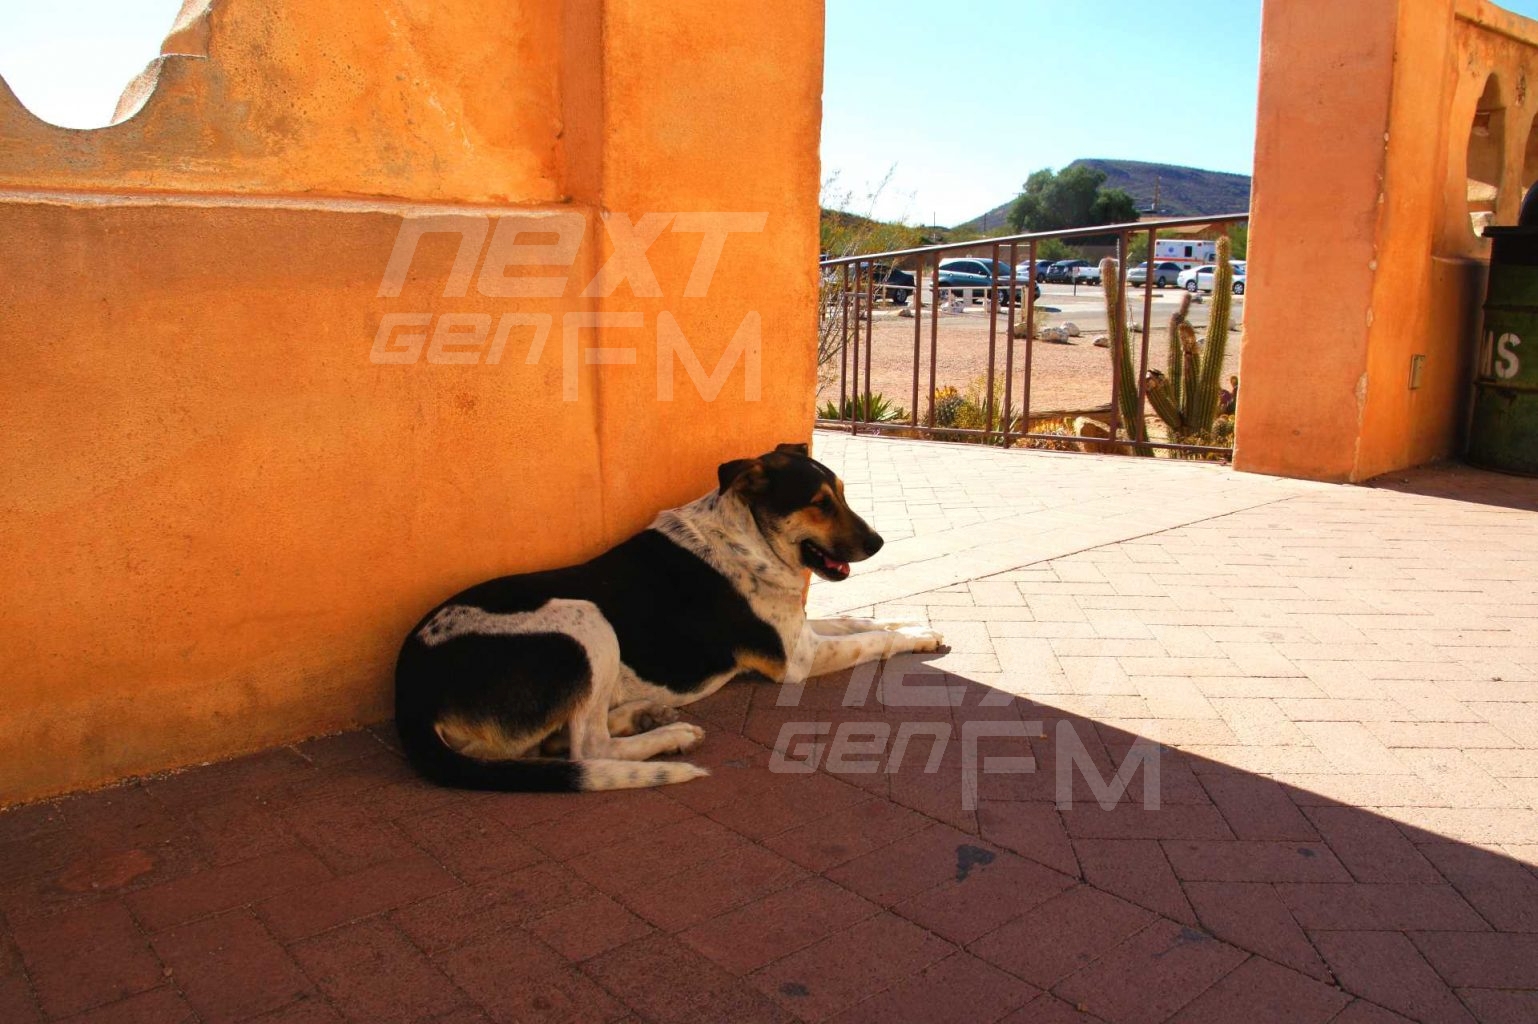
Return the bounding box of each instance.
[801,540,851,582]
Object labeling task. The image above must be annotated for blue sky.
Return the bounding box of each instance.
[823,0,1538,226]
[7,1,1538,228]
[822,1,1265,226]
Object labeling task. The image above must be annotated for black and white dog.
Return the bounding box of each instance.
[394,443,944,792]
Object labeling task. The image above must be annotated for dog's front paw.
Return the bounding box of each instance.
[894,625,947,652]
[657,722,706,755]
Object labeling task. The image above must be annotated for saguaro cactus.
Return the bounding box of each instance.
[1098,257,1153,456]
[1144,236,1235,442]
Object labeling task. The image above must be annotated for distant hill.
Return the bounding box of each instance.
[955,158,1251,233]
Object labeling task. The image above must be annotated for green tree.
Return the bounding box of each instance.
[1127,233,1149,265]
[1006,165,1140,233]
[1227,224,1249,259]
[1127,228,1175,265]
[1034,236,1078,261]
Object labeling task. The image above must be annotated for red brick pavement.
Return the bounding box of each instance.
[2,437,1536,1022]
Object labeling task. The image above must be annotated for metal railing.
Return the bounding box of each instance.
[817,213,1249,455]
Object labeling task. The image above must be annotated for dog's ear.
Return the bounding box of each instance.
[718,458,766,496]
[775,442,810,457]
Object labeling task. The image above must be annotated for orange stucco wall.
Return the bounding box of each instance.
[0,0,824,804]
[1237,0,1538,482]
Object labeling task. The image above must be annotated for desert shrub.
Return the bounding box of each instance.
[1014,420,1081,452]
[927,376,1021,445]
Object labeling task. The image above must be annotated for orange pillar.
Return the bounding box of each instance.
[1236,0,1520,482]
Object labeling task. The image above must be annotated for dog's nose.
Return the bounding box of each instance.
[865,531,884,556]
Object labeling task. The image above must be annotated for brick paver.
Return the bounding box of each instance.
[2,433,1537,1022]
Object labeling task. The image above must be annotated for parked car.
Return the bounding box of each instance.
[873,263,916,305]
[1045,259,1089,284]
[1178,261,1247,295]
[934,270,1030,305]
[1016,260,1051,283]
[838,261,917,304]
[1033,260,1064,282]
[937,257,1041,303]
[940,257,1007,280]
[1073,261,1106,286]
[1019,259,1062,283]
[1127,261,1185,288]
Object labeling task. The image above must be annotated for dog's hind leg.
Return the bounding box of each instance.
[571,694,703,761]
[539,726,570,757]
[558,606,706,787]
[569,700,706,788]
[600,722,705,759]
[606,700,682,737]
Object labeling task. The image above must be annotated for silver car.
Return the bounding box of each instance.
[1126,261,1184,288]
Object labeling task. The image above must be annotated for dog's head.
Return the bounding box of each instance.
[717,442,883,581]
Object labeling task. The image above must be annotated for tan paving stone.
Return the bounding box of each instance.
[1364,722,1518,749]
[1464,748,1538,778]
[1294,721,1410,776]
[1390,748,1532,809]
[1179,744,1340,776]
[1207,697,1309,747]
[1274,774,1446,809]
[1191,676,1328,699]
[1131,676,1220,721]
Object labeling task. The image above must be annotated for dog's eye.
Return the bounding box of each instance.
[815,496,835,514]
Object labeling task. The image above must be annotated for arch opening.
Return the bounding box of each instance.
[0,1,183,130]
[1466,73,1507,238]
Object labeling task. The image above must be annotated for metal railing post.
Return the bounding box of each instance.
[1022,238,1037,437]
[1107,233,1125,441]
[984,243,1000,441]
[839,264,849,421]
[863,264,875,426]
[1003,241,1018,448]
[1138,226,1157,437]
[927,257,940,428]
[910,256,922,427]
[849,265,860,436]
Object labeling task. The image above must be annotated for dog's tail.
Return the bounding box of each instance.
[397,716,705,793]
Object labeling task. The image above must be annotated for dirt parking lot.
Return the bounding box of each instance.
[819,283,1245,421]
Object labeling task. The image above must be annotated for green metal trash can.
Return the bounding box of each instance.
[1471,224,1538,475]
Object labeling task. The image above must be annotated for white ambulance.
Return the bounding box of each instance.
[1153,239,1217,267]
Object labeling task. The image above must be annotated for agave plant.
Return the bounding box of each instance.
[817,392,907,423]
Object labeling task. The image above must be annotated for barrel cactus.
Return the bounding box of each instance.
[933,385,967,427]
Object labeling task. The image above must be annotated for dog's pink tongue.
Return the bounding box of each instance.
[825,554,850,576]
